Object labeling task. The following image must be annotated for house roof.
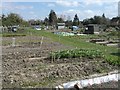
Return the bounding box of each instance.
[111,17,119,22]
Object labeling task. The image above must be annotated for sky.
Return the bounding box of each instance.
[119,1,120,16]
[1,0,120,21]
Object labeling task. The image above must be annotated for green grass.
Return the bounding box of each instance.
[1,27,31,37]
[27,29,119,65]
[1,28,119,65]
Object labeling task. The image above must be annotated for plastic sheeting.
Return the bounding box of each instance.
[56,71,119,89]
[54,32,74,36]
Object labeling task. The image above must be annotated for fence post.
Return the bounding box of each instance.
[12,38,16,47]
[40,36,44,57]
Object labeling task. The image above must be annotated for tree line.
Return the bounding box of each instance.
[1,10,119,27]
[1,13,29,27]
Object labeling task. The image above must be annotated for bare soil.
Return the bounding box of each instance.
[2,36,118,88]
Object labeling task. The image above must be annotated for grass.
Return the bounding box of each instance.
[26,29,119,65]
[2,28,119,65]
[2,28,119,88]
[0,27,31,37]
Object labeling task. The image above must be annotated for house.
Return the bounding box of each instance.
[84,24,100,34]
[57,23,65,30]
[110,17,120,26]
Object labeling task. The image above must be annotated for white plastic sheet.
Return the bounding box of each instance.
[56,71,119,89]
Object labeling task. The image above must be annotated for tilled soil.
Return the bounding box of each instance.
[2,36,118,88]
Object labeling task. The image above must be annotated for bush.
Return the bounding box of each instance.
[107,31,119,36]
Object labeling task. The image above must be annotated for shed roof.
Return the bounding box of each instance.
[57,23,65,25]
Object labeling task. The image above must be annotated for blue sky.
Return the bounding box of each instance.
[2,0,120,21]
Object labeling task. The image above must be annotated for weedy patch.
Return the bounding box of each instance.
[49,49,104,59]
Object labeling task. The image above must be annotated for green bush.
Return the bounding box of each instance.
[107,31,120,36]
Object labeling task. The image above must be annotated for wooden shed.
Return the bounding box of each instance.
[57,23,65,30]
[84,24,100,34]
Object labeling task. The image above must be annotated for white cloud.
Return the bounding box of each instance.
[118,1,120,17]
[84,10,93,13]
[15,5,34,10]
[59,1,119,20]
[83,0,104,5]
[47,3,55,7]
[84,10,95,17]
[2,2,34,11]
[59,9,102,20]
[2,0,120,3]
[82,0,120,6]
[64,9,79,15]
[2,1,119,20]
[103,2,118,18]
[29,11,35,14]
[2,3,14,10]
[62,9,81,19]
[56,0,80,7]
[56,0,120,7]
